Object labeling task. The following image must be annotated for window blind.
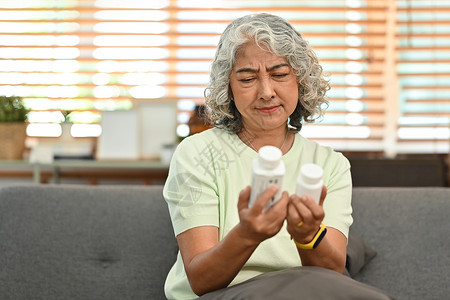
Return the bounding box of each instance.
[395,0,450,154]
[0,0,448,155]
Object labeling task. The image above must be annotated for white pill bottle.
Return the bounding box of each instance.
[249,146,285,210]
[296,163,324,205]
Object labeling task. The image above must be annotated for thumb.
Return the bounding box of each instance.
[238,186,251,211]
[319,185,327,206]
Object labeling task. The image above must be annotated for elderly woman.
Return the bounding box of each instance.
[163,13,393,300]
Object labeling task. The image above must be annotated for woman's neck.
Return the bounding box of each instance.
[239,125,293,154]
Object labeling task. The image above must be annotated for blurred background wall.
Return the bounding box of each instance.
[0,0,448,186]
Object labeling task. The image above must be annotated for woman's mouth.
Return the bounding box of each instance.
[257,106,280,113]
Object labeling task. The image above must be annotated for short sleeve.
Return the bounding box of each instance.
[163,135,220,236]
[322,151,353,239]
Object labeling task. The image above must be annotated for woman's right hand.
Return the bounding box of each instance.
[236,185,289,245]
[176,185,288,296]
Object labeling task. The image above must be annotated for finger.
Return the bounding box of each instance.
[290,194,314,223]
[237,186,251,211]
[301,194,325,221]
[251,185,279,213]
[271,190,289,210]
[268,191,289,219]
[287,195,302,224]
[319,185,327,206]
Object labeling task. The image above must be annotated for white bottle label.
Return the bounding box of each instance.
[249,173,284,210]
[248,145,285,210]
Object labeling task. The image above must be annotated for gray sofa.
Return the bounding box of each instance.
[0,184,448,300]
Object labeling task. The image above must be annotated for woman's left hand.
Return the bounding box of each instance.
[286,186,327,244]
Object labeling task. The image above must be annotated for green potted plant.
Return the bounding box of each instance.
[0,95,29,160]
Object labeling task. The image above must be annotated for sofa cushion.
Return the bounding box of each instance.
[350,187,450,300]
[0,184,178,300]
[346,233,377,277]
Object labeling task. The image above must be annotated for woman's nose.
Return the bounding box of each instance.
[258,77,276,101]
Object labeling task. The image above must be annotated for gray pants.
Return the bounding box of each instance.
[199,266,395,300]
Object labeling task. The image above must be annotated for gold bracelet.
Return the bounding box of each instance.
[293,222,327,250]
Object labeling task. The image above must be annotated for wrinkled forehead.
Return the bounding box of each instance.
[233,41,289,69]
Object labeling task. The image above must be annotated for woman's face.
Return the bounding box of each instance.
[229,42,299,133]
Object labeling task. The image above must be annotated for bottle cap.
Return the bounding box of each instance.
[300,163,323,184]
[258,146,282,169]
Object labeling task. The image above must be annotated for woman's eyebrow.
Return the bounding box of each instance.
[235,67,258,74]
[267,63,290,72]
[235,63,290,74]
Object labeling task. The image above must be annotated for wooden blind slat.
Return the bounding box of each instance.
[0,0,447,154]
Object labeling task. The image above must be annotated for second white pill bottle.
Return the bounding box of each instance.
[296,163,324,205]
[249,145,285,210]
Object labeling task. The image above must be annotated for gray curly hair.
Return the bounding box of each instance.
[204,13,330,133]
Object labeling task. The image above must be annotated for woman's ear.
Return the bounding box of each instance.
[228,85,234,101]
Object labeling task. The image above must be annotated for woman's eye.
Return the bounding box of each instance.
[273,74,288,78]
[240,78,255,83]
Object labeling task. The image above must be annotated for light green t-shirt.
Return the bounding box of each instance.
[163,128,353,300]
